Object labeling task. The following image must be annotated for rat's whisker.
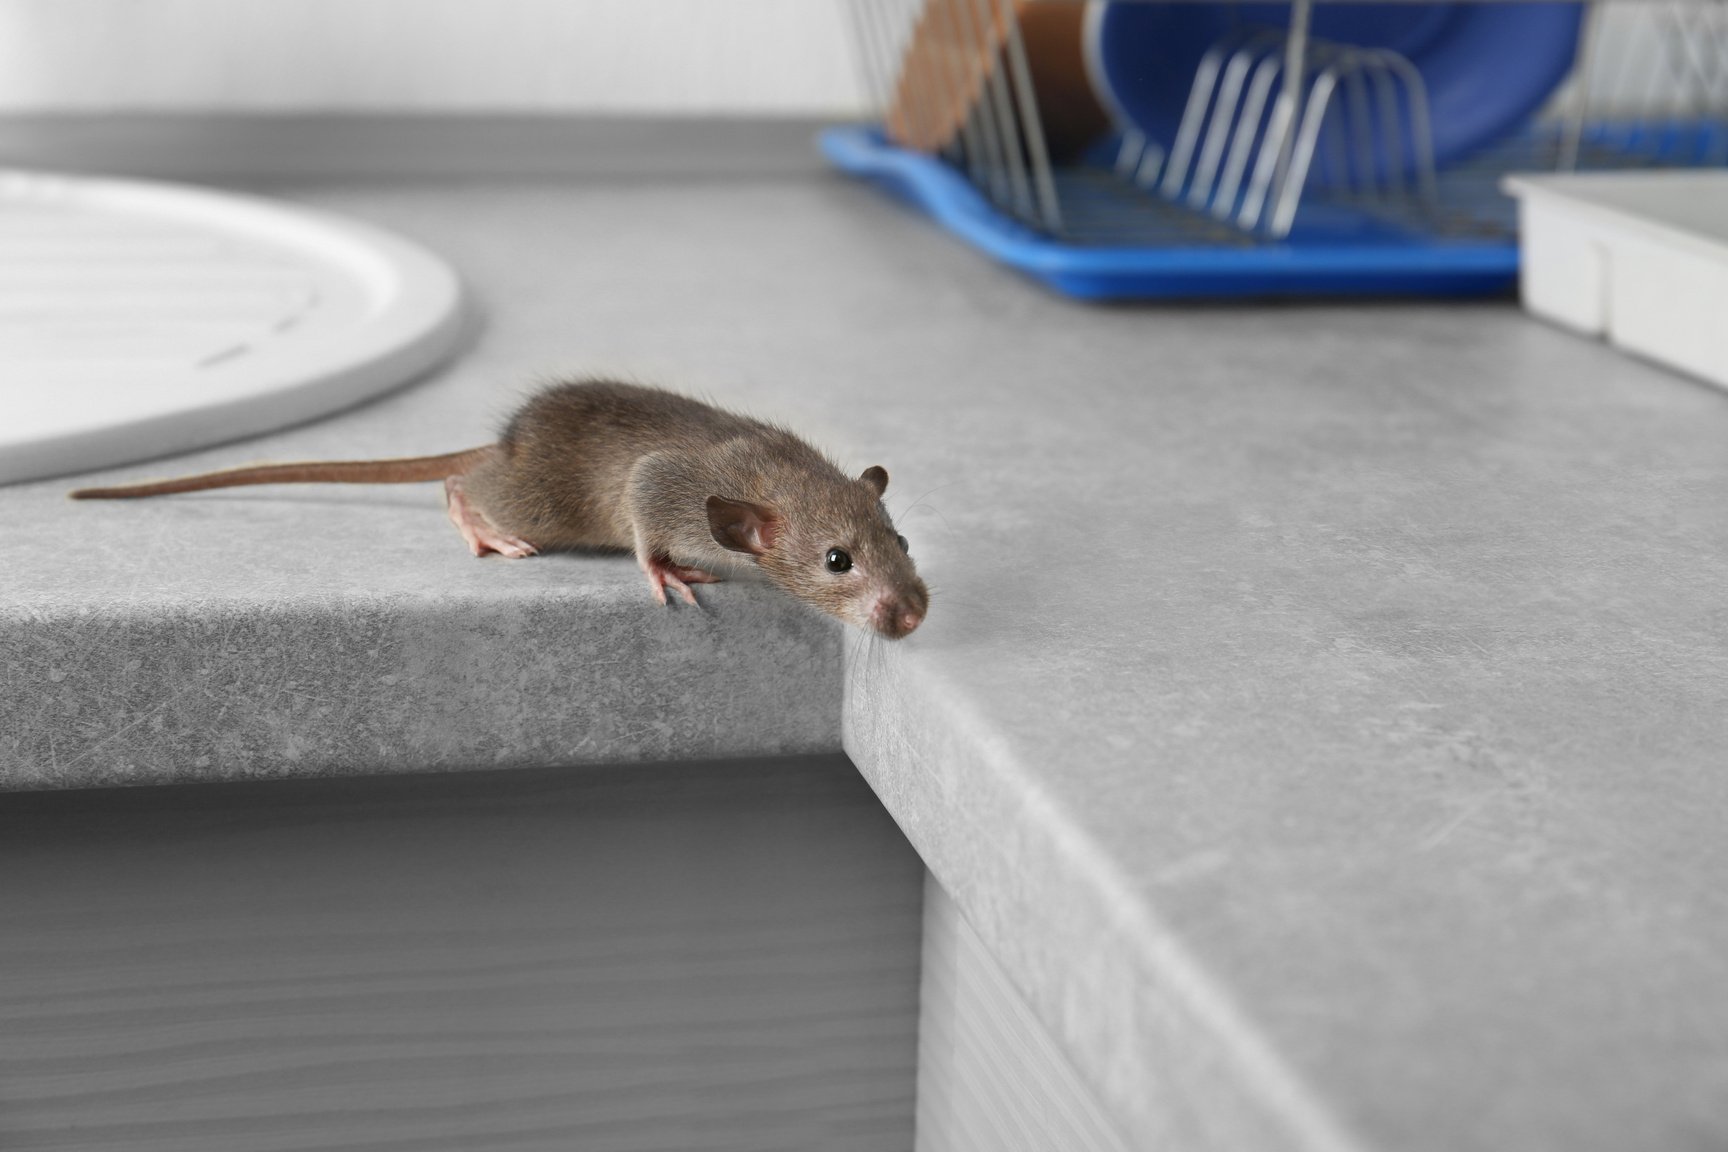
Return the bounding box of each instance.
[902,501,955,539]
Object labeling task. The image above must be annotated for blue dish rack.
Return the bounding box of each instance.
[822,121,1727,301]
[825,0,1728,305]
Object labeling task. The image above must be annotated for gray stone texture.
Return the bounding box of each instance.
[4,127,1728,1151]
[5,585,840,790]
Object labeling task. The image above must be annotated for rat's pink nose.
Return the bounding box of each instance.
[870,593,926,639]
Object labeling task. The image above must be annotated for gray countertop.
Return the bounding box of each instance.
[4,119,1727,1152]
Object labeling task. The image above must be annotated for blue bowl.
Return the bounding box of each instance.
[1084,2,1584,179]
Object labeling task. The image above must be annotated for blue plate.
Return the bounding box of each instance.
[1084,2,1584,179]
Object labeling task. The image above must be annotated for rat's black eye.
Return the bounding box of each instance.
[825,548,853,574]
[896,534,909,554]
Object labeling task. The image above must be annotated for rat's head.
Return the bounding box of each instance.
[707,464,929,639]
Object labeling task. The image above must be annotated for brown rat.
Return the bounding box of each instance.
[70,380,930,639]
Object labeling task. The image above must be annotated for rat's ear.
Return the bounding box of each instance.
[859,466,889,497]
[707,495,780,555]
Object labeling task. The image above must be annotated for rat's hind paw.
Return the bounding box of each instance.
[478,533,539,559]
[445,477,539,559]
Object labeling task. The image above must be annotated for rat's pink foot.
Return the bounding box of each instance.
[445,477,538,559]
[667,564,722,585]
[640,554,721,606]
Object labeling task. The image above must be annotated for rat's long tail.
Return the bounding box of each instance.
[69,446,495,500]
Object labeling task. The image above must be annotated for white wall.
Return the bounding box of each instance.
[0,0,866,115]
[0,1,1695,122]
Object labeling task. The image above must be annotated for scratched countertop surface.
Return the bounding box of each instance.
[4,119,1727,1152]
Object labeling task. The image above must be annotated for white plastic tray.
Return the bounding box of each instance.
[0,170,465,485]
[1504,171,1728,393]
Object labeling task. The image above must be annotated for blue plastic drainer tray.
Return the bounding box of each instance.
[820,122,1724,301]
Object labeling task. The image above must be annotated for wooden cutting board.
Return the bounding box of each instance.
[885,0,1108,163]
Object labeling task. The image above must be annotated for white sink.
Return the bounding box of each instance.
[0,170,465,485]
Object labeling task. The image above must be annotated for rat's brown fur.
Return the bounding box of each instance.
[468,381,928,637]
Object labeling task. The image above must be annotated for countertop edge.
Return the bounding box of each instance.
[843,652,1373,1152]
[3,585,845,791]
[0,113,844,182]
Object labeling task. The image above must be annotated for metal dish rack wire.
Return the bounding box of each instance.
[824,0,1728,298]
